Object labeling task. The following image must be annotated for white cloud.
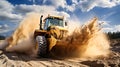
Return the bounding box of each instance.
[0,0,71,23]
[42,0,76,12]
[0,0,23,22]
[102,12,116,20]
[65,4,76,12]
[64,0,78,12]
[98,20,110,26]
[79,0,120,12]
[72,0,79,4]
[14,4,70,19]
[102,27,113,32]
[43,0,120,12]
[0,0,13,12]
[43,0,67,8]
[0,29,11,34]
[56,11,70,19]
[102,24,120,32]
[53,0,67,8]
[0,0,72,23]
[42,0,46,4]
[0,12,22,21]
[0,24,9,29]
[0,25,2,28]
[0,24,11,34]
[0,0,76,35]
[114,25,120,31]
[0,0,70,34]
[1,0,120,34]
[15,5,56,14]
[42,0,120,12]
[98,20,120,32]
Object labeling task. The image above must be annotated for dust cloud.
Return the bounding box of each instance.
[51,17,110,59]
[0,13,40,56]
[0,13,110,59]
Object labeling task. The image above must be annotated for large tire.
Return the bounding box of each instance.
[36,36,47,57]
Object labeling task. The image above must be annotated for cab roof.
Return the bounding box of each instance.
[44,15,64,20]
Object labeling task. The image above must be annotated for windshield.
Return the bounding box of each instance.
[44,18,64,30]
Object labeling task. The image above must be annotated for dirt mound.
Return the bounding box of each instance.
[0,42,120,67]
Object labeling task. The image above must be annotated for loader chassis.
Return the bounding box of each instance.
[34,15,68,57]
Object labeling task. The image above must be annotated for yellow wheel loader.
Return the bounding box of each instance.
[34,15,68,57]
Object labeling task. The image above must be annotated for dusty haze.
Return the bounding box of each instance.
[0,13,110,59]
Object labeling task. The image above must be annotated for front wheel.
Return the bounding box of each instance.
[36,36,48,57]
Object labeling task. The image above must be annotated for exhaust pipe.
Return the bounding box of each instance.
[40,15,43,30]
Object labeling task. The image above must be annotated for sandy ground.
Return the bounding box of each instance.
[0,40,120,67]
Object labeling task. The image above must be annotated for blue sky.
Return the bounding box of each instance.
[0,0,120,36]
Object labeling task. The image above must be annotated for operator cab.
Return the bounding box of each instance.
[43,15,67,30]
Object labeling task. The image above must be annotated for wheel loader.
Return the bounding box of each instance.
[34,15,68,57]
